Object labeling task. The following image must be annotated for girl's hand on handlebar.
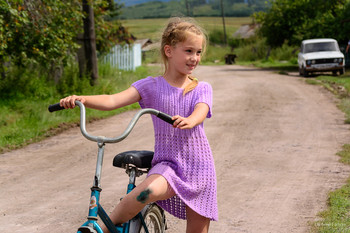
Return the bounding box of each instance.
[60,95,86,109]
[172,115,196,129]
[171,103,209,129]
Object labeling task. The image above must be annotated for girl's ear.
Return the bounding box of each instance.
[164,45,172,58]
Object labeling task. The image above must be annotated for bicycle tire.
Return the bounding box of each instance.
[139,204,166,233]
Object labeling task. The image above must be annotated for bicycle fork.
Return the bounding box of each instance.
[77,142,149,233]
[78,142,111,233]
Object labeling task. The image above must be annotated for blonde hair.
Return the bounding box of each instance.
[160,17,207,95]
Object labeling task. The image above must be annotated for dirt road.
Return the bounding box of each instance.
[1,65,350,233]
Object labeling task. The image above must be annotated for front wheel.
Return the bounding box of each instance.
[302,66,310,77]
[139,204,166,233]
[298,66,303,76]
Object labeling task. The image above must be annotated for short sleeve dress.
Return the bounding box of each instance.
[132,76,218,221]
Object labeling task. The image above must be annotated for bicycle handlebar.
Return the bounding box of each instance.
[48,103,65,112]
[48,101,174,144]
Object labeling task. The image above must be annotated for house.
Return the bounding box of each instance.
[135,39,155,51]
[233,24,260,39]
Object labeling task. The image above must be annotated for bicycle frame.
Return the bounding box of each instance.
[78,142,149,233]
[50,101,173,233]
[77,141,118,233]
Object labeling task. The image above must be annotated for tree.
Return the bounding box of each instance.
[340,2,350,44]
[0,0,132,83]
[78,0,133,85]
[254,0,349,47]
[254,0,311,47]
[81,0,98,85]
[220,0,227,45]
[0,0,83,80]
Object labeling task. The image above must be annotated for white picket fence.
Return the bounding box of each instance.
[102,43,141,71]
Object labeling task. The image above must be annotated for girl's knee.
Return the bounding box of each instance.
[135,175,175,204]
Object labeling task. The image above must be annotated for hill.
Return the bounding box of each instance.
[116,0,270,19]
[116,0,173,7]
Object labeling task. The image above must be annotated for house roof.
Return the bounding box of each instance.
[233,24,260,39]
[135,39,153,48]
[142,42,160,51]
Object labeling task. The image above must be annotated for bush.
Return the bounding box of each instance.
[209,29,227,45]
[0,65,54,100]
[201,44,231,64]
[270,42,299,61]
[228,38,241,51]
[233,37,299,63]
[235,38,269,61]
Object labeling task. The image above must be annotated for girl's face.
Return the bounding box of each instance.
[165,33,203,76]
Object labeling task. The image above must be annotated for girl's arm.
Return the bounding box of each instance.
[60,86,141,111]
[172,102,209,129]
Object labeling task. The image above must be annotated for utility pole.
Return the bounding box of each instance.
[82,0,98,85]
[220,0,227,45]
[185,0,191,16]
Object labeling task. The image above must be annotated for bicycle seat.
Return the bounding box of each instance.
[113,150,154,169]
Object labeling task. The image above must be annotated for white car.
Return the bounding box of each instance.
[298,38,345,77]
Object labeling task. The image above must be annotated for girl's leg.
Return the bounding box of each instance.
[102,174,175,233]
[186,206,210,233]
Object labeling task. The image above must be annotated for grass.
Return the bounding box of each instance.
[0,63,160,153]
[0,98,139,152]
[121,17,253,42]
[238,59,299,71]
[195,17,252,40]
[314,75,350,124]
[121,18,166,42]
[122,17,253,65]
[302,73,350,232]
[312,156,350,232]
[338,144,350,166]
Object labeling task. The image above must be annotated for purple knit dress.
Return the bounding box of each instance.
[132,76,218,221]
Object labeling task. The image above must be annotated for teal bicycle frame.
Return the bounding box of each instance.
[49,101,173,233]
[77,141,149,233]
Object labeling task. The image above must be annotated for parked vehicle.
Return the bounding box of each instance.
[298,38,345,77]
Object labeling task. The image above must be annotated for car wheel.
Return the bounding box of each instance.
[302,66,309,77]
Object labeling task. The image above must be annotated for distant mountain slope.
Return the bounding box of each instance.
[116,0,269,19]
[116,0,173,7]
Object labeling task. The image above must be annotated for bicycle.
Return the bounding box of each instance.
[49,101,175,233]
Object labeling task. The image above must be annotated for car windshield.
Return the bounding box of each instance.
[304,42,338,53]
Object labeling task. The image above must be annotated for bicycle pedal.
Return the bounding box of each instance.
[78,226,97,233]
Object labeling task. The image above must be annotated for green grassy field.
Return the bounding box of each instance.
[309,76,350,232]
[0,64,161,153]
[121,17,253,65]
[121,17,253,42]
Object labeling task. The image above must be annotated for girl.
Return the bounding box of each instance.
[60,17,218,233]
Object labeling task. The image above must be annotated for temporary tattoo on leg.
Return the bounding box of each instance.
[137,188,152,204]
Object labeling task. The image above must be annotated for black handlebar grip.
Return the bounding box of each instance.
[48,103,65,112]
[157,112,175,125]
